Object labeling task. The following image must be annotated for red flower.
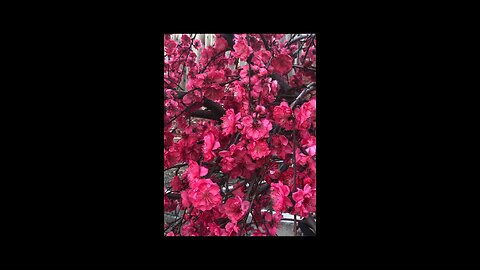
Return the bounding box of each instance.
[170,175,185,192]
[253,49,272,67]
[292,184,316,218]
[242,116,272,141]
[214,37,228,53]
[164,39,177,55]
[294,99,316,130]
[270,181,293,213]
[271,53,292,75]
[232,38,253,61]
[188,178,222,211]
[224,196,250,222]
[203,132,220,162]
[186,160,208,184]
[247,140,270,160]
[224,222,240,236]
[263,211,282,236]
[220,108,241,136]
[270,135,292,160]
[272,101,294,130]
[166,232,175,236]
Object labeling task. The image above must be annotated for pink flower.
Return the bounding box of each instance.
[292,184,316,218]
[182,89,203,105]
[246,140,270,160]
[271,53,292,75]
[241,116,272,141]
[170,175,185,192]
[206,70,225,84]
[200,46,216,67]
[224,196,250,222]
[203,132,220,162]
[164,39,177,55]
[270,135,292,160]
[188,178,222,211]
[270,181,293,212]
[272,102,293,130]
[207,222,224,236]
[294,99,316,130]
[214,37,228,53]
[225,222,240,236]
[220,108,241,136]
[181,221,199,236]
[166,232,175,236]
[232,38,253,61]
[180,190,191,208]
[186,160,208,184]
[253,49,272,67]
[264,211,282,236]
[279,167,301,189]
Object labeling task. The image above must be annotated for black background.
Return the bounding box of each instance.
[24,11,432,260]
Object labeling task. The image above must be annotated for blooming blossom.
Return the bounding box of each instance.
[224,196,250,222]
[246,140,270,160]
[220,108,241,136]
[232,38,253,61]
[203,132,220,162]
[272,102,294,130]
[271,53,292,75]
[187,178,222,211]
[241,116,272,141]
[225,222,240,236]
[186,160,208,184]
[270,181,293,212]
[292,184,316,218]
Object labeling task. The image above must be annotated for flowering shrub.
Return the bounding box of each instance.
[164,33,316,236]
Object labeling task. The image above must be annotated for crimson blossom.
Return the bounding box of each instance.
[164,33,316,236]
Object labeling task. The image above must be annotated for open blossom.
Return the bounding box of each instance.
[203,132,220,162]
[264,211,283,236]
[294,99,316,130]
[270,181,293,212]
[224,222,240,236]
[272,102,293,130]
[188,178,222,211]
[232,38,253,61]
[292,184,316,218]
[224,196,250,222]
[252,49,272,67]
[164,39,177,55]
[220,108,241,136]
[271,53,293,75]
[164,34,317,236]
[270,135,292,160]
[241,116,272,141]
[246,139,270,160]
[214,37,228,53]
[186,160,208,184]
[170,175,185,192]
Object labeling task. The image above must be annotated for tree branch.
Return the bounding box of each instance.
[290,82,316,109]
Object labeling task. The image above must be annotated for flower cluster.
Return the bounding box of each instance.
[164,34,316,236]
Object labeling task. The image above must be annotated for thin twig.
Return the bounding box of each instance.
[290,82,316,109]
[164,163,188,171]
[293,128,297,233]
[285,34,310,47]
[302,35,314,64]
[292,65,316,72]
